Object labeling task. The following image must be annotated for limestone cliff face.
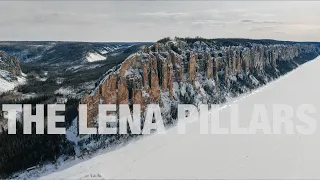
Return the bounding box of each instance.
[0,51,22,76]
[80,39,319,125]
[80,92,100,127]
[100,74,117,104]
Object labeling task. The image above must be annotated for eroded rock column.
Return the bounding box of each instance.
[188,54,197,85]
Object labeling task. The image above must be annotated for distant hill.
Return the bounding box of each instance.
[0,41,153,65]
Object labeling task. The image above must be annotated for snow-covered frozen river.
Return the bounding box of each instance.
[40,56,320,179]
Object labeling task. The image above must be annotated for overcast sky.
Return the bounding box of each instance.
[0,1,319,42]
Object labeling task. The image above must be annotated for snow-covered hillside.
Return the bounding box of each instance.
[18,56,317,179]
[0,42,142,65]
[0,51,26,93]
[85,52,106,62]
[0,70,26,93]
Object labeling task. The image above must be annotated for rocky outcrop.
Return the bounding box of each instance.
[118,77,129,104]
[0,51,22,76]
[206,53,213,79]
[0,51,25,93]
[170,52,184,83]
[80,38,319,125]
[168,64,173,98]
[188,54,197,85]
[80,92,100,127]
[100,74,117,104]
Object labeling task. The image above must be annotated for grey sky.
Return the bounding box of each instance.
[0,1,319,42]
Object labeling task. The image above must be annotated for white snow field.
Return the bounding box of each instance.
[0,70,26,93]
[40,56,320,179]
[86,52,106,62]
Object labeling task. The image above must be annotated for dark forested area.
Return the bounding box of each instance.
[0,98,78,178]
[0,123,61,178]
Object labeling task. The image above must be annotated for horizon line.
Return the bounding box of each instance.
[0,37,319,44]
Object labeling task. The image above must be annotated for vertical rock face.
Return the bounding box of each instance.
[236,50,242,73]
[224,59,229,83]
[126,74,144,108]
[148,70,160,103]
[206,53,213,79]
[170,51,184,83]
[100,74,117,104]
[188,54,197,85]
[231,49,237,75]
[80,92,100,127]
[118,77,129,104]
[80,38,319,126]
[168,63,173,98]
[242,48,251,74]
[119,54,138,77]
[0,51,22,76]
[133,88,142,106]
[142,63,149,89]
[140,54,160,103]
[161,59,169,91]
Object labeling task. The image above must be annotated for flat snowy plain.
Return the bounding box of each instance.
[39,56,320,179]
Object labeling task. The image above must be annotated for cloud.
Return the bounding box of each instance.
[139,12,189,19]
[241,19,254,23]
[249,26,278,32]
[191,20,228,30]
[241,12,277,18]
[241,19,284,25]
[138,9,248,23]
[0,11,110,27]
[275,31,287,35]
[0,1,319,41]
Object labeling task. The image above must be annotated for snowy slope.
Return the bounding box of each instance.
[0,70,26,93]
[85,52,106,62]
[32,56,320,179]
[0,42,143,65]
